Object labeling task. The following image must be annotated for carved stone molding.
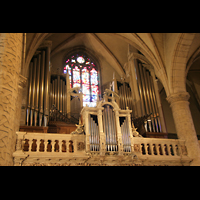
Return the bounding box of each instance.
[18,74,27,89]
[166,92,190,105]
[39,40,52,49]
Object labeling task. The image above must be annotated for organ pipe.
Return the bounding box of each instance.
[52,80,55,106]
[32,58,37,111]
[57,75,60,111]
[55,78,57,108]
[135,62,146,116]
[121,117,131,152]
[35,54,41,113]
[138,63,152,132]
[103,105,117,151]
[34,54,41,126]
[132,60,163,133]
[63,79,65,114]
[39,50,45,126]
[26,48,52,127]
[29,58,37,126]
[27,62,33,125]
[149,74,161,132]
[118,82,135,120]
[44,47,51,126]
[142,66,155,132]
[60,79,63,113]
[89,116,100,151]
[50,83,52,112]
[49,75,68,118]
[146,70,159,132]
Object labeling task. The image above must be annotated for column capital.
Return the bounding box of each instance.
[166,92,190,105]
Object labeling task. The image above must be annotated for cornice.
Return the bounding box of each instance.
[18,74,27,89]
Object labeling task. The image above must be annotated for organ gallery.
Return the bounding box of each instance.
[2,33,200,166]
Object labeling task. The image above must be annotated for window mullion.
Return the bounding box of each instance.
[89,69,92,103]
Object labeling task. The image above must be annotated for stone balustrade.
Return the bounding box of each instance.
[13,131,192,166]
[132,137,187,156]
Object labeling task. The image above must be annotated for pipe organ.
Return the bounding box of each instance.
[24,44,166,140]
[89,115,100,151]
[26,48,50,127]
[103,105,118,151]
[81,97,133,154]
[118,82,134,120]
[50,75,67,116]
[120,117,131,152]
[49,74,83,123]
[134,62,161,133]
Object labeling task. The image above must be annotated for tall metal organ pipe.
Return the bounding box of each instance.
[134,61,162,133]
[26,48,51,127]
[49,75,67,116]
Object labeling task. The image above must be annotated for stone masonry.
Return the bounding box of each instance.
[0,33,23,166]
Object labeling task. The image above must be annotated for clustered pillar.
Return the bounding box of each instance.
[167,92,200,165]
[0,33,23,165]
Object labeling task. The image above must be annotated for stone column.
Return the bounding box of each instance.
[17,75,27,128]
[167,92,200,165]
[0,33,23,166]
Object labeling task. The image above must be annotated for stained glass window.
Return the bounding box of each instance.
[64,53,99,107]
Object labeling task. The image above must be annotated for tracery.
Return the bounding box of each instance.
[64,53,99,107]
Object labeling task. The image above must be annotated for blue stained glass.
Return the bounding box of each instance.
[73,66,80,87]
[64,55,99,107]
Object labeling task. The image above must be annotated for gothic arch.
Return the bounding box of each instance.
[62,46,100,71]
[186,45,200,76]
[24,33,170,96]
[24,33,50,77]
[170,33,196,94]
[111,33,170,96]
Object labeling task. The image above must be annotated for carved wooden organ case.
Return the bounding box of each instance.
[81,98,133,153]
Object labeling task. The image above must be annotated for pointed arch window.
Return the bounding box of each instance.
[64,53,99,107]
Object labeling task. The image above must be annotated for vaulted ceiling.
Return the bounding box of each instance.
[25,33,200,96]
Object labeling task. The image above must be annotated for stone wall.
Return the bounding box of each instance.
[0,33,23,165]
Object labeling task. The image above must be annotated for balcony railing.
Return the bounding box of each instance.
[13,131,192,166]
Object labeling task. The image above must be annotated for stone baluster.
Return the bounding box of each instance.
[44,140,48,152]
[145,143,149,155]
[166,144,170,156]
[59,140,63,152]
[29,139,32,152]
[172,144,177,156]
[52,140,55,152]
[67,140,70,153]
[156,144,160,156]
[161,144,166,156]
[150,144,154,155]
